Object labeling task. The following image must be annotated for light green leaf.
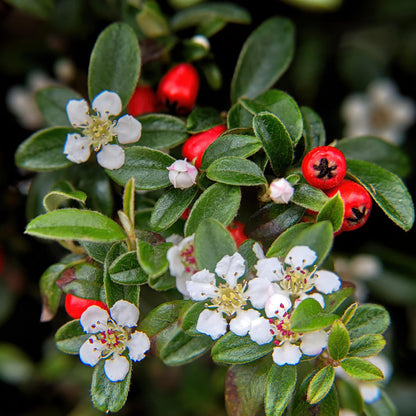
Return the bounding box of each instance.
[317,193,344,232]
[15,127,75,171]
[307,366,335,405]
[292,183,329,212]
[341,302,358,325]
[328,320,350,361]
[123,177,136,226]
[347,159,414,231]
[185,183,241,236]
[346,304,390,340]
[55,320,88,355]
[231,17,294,103]
[206,156,267,186]
[341,357,384,382]
[43,181,87,212]
[25,209,126,242]
[267,222,311,258]
[88,22,141,106]
[348,334,386,358]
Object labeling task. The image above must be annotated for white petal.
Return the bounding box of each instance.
[339,409,360,416]
[63,133,91,163]
[245,277,273,309]
[110,300,139,327]
[186,269,216,301]
[359,383,381,404]
[285,246,317,269]
[167,245,185,277]
[114,115,142,144]
[80,305,109,333]
[66,98,90,127]
[196,309,227,339]
[127,331,150,361]
[341,94,369,123]
[229,309,260,337]
[79,337,104,366]
[272,342,302,366]
[215,253,246,286]
[350,254,382,281]
[300,330,328,356]
[314,270,341,294]
[255,257,284,281]
[97,144,125,170]
[252,242,265,260]
[249,316,274,345]
[104,354,130,382]
[265,293,292,319]
[92,91,122,119]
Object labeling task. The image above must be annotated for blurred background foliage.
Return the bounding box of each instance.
[0,0,415,414]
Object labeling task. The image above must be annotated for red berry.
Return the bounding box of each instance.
[301,146,347,190]
[182,124,227,168]
[326,180,372,232]
[127,86,159,116]
[157,63,199,115]
[227,221,249,247]
[65,294,108,319]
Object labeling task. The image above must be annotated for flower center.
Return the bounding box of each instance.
[211,282,247,316]
[81,115,115,150]
[371,105,390,128]
[92,319,130,358]
[279,266,315,295]
[269,315,300,346]
[180,242,197,274]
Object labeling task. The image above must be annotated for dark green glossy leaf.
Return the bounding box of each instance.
[301,106,326,152]
[81,241,114,264]
[307,366,335,405]
[231,17,294,103]
[317,193,344,232]
[88,22,140,106]
[187,107,224,133]
[340,357,384,382]
[328,320,350,361]
[181,301,206,336]
[348,334,386,358]
[227,103,254,129]
[15,127,75,171]
[185,183,241,236]
[292,183,329,212]
[40,263,66,321]
[323,287,354,314]
[149,270,177,291]
[346,304,390,340]
[109,251,148,284]
[137,240,171,278]
[347,159,414,231]
[55,320,88,355]
[238,239,260,271]
[267,222,311,258]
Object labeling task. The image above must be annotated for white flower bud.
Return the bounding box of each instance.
[167,159,198,189]
[191,35,210,51]
[269,178,294,204]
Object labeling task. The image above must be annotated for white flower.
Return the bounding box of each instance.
[64,90,142,169]
[341,78,415,145]
[186,253,264,340]
[166,235,198,298]
[79,300,150,382]
[167,159,198,189]
[269,178,294,204]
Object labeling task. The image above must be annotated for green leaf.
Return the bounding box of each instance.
[185,183,241,236]
[341,302,358,325]
[267,222,311,258]
[149,270,177,291]
[292,183,329,212]
[340,357,384,382]
[323,287,354,314]
[109,251,148,285]
[227,103,254,129]
[301,107,326,152]
[206,156,267,186]
[0,343,34,385]
[231,17,294,103]
[194,218,237,272]
[135,0,169,37]
[25,208,126,242]
[346,304,390,340]
[317,193,344,232]
[225,358,271,416]
[137,114,188,149]
[88,22,140,106]
[187,107,224,133]
[265,364,297,416]
[35,86,82,127]
[348,334,386,358]
[15,127,75,171]
[159,329,212,366]
[241,89,303,144]
[347,159,414,231]
[137,240,172,278]
[122,177,135,226]
[364,390,397,416]
[5,0,53,19]
[91,358,131,412]
[336,378,364,414]
[291,298,338,333]
[106,146,175,190]
[171,2,251,31]
[150,187,197,232]
[328,320,350,361]
[181,301,206,336]
[336,136,411,178]
[81,241,114,264]
[238,239,261,271]
[40,263,66,321]
[307,366,335,405]
[55,320,88,354]
[201,134,262,170]
[253,112,294,176]
[43,181,87,212]
[139,301,189,338]
[212,333,273,364]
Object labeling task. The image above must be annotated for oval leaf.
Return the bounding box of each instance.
[317,193,344,232]
[55,320,88,355]
[307,366,335,405]
[346,304,390,340]
[109,251,148,285]
[292,183,329,212]
[328,320,350,361]
[340,357,384,382]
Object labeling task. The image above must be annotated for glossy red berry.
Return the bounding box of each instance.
[326,180,372,232]
[182,124,227,168]
[301,146,347,190]
[65,294,108,319]
[227,221,249,247]
[157,63,199,115]
[127,85,159,116]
